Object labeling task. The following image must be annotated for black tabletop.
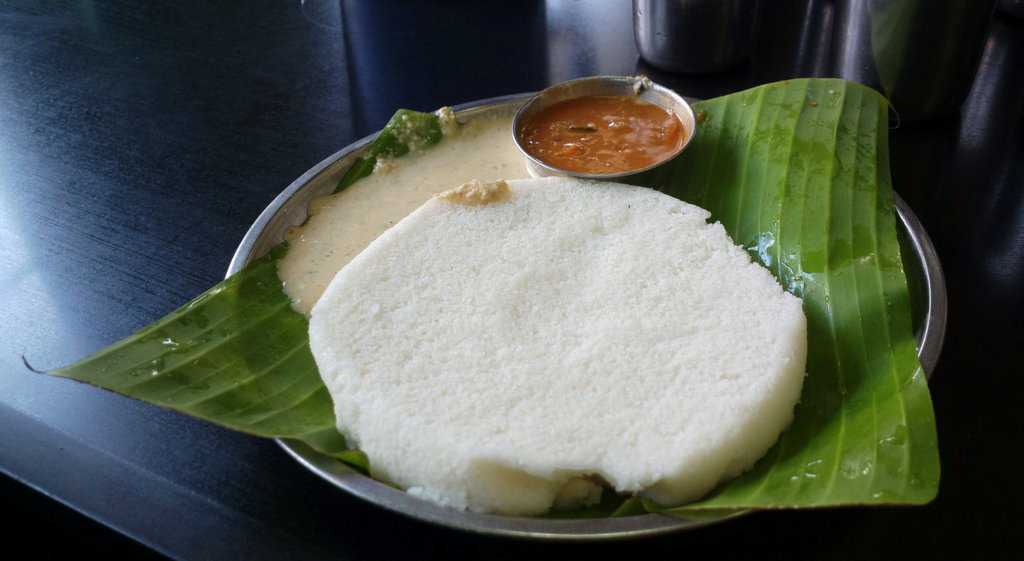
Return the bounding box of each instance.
[2,1,1022,559]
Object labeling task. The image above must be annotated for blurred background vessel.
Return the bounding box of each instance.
[633,0,760,73]
[634,0,1005,122]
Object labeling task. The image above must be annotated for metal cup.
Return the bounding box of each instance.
[832,0,996,122]
[512,75,696,181]
[998,0,1024,19]
[633,0,760,74]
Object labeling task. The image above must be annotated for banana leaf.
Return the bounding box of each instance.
[43,78,938,515]
[656,79,938,511]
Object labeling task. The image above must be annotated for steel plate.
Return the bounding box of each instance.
[226,93,946,540]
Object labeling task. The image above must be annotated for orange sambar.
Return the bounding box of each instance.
[518,95,684,174]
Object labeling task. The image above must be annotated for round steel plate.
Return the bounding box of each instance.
[227,93,946,540]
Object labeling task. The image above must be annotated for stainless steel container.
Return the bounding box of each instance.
[998,0,1024,19]
[633,0,760,73]
[832,0,996,122]
[512,75,696,181]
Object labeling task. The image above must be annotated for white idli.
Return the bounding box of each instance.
[309,177,806,515]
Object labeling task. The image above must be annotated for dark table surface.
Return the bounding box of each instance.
[2,1,1022,559]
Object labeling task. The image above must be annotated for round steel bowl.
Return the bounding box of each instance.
[511,76,697,181]
[226,92,946,541]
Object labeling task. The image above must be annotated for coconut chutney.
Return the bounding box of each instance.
[278,112,529,315]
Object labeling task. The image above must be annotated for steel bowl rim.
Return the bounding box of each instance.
[226,91,946,541]
[510,75,697,180]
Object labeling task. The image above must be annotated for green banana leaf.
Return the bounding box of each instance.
[656,79,938,511]
[44,78,938,515]
[46,245,364,471]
